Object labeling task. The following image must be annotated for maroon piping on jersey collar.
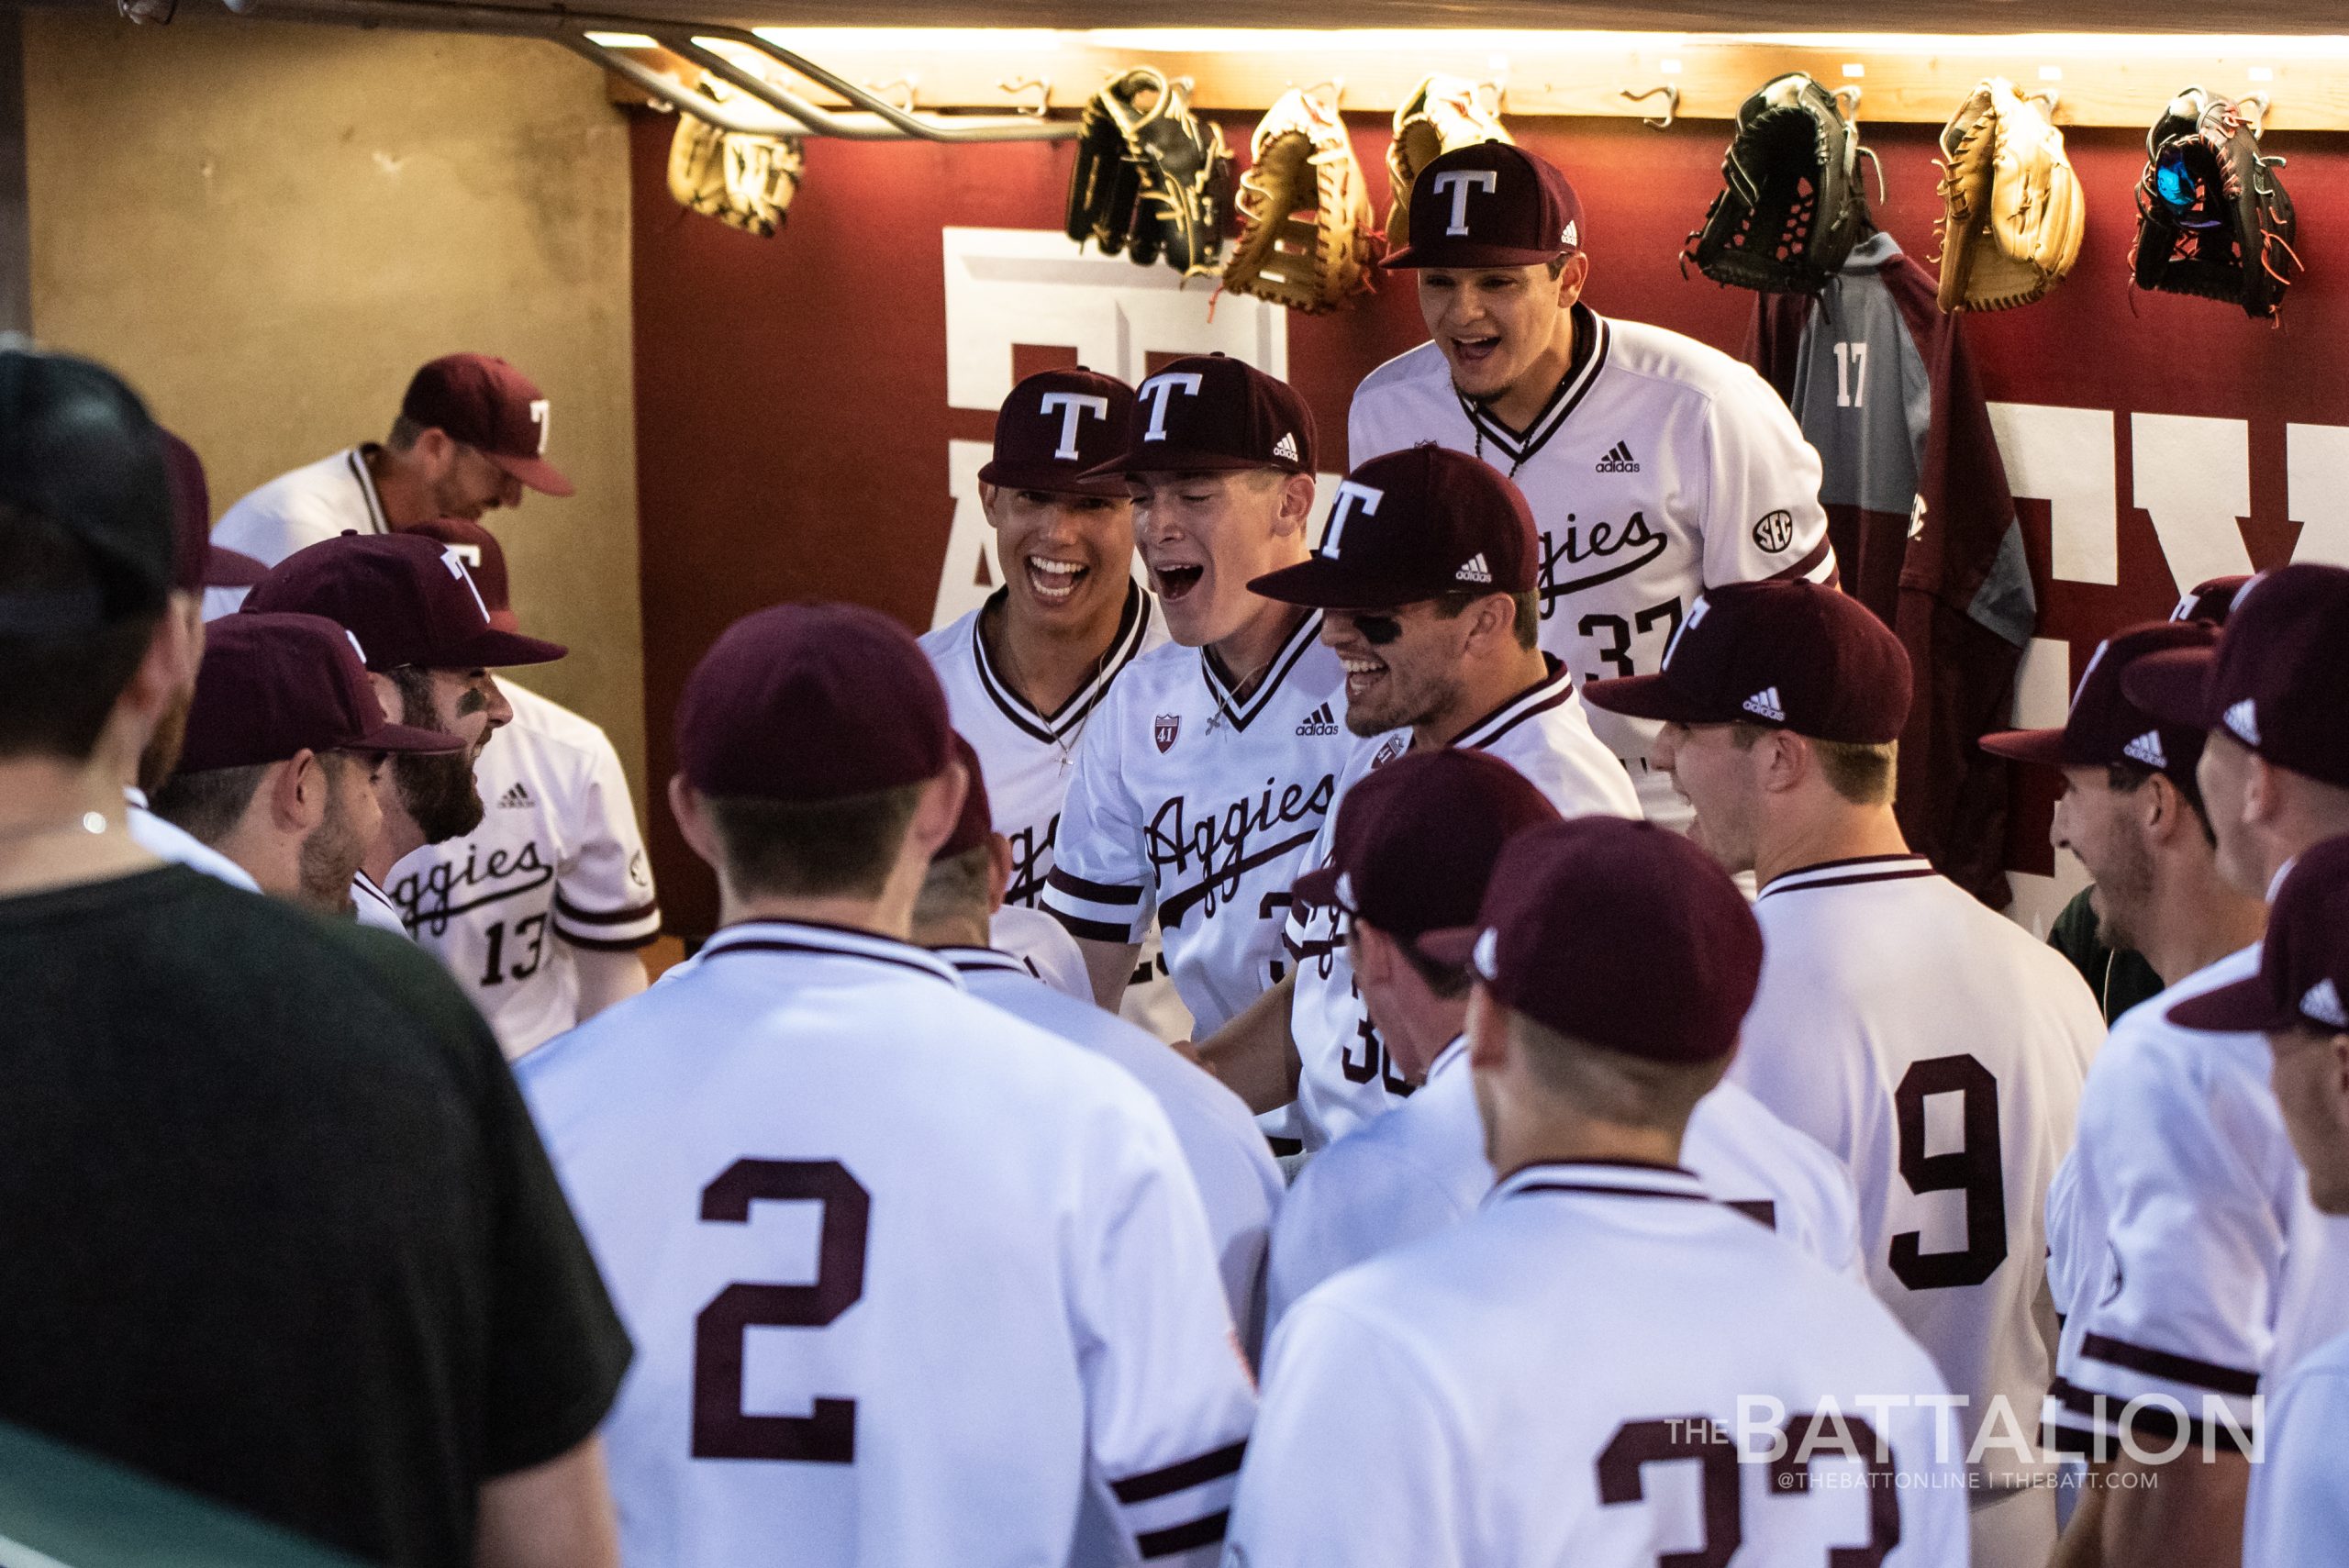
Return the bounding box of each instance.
[1755,854,1937,899]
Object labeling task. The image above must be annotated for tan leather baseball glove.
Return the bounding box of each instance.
[666,93,806,239]
[1386,75,1512,253]
[1934,79,2083,312]
[1222,89,1375,315]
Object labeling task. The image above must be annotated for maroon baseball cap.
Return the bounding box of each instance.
[2173,574,2250,625]
[396,517,519,632]
[2169,834,2349,1034]
[159,428,266,591]
[1421,816,1762,1064]
[1583,581,1911,745]
[1250,444,1537,609]
[1291,748,1562,953]
[401,353,573,497]
[936,731,996,861]
[2123,564,2349,790]
[1981,621,2216,787]
[1084,354,1316,478]
[242,533,566,671]
[1383,141,1586,270]
[177,612,463,773]
[677,603,952,803]
[979,368,1136,499]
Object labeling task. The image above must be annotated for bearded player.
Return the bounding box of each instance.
[1353,141,1832,827]
[1041,355,1351,1044]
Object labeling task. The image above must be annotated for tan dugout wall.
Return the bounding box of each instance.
[17,9,649,804]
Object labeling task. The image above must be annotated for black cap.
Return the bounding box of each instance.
[0,347,174,633]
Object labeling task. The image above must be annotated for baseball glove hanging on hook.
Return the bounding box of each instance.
[1933,78,2085,312]
[1685,72,1865,294]
[2131,87,2300,319]
[1065,67,1235,279]
[1222,88,1375,315]
[666,88,807,239]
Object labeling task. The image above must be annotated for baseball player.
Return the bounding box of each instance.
[243,533,566,935]
[1264,747,1862,1330]
[1977,620,2284,1568]
[1041,355,1349,1040]
[912,732,1282,1354]
[1227,817,1968,1568]
[149,613,462,914]
[1586,581,2101,1563]
[384,518,659,1058]
[123,428,270,889]
[919,367,1185,1035]
[1196,442,1638,1146]
[1353,141,1832,828]
[518,605,1255,1568]
[202,353,572,619]
[2188,840,2349,1566]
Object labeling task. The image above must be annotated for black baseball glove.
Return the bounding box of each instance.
[1687,72,1866,294]
[2132,88,2300,320]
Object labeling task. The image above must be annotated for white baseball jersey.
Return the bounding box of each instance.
[124,790,262,893]
[942,947,1284,1353]
[201,446,389,619]
[518,920,1255,1568]
[1348,308,1833,825]
[1733,854,2100,1490]
[1266,1038,1864,1329]
[988,904,1090,1001]
[2244,1327,2349,1567]
[1230,1161,1969,1568]
[2042,946,2342,1459]
[1283,658,1640,1149]
[924,584,1191,1040]
[351,870,408,936]
[1043,612,1350,1037]
[386,681,660,1059]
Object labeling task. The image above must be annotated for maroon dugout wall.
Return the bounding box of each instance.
[630,107,2349,937]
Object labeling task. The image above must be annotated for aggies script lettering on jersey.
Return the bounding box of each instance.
[1044,613,1350,1037]
[1348,305,1832,823]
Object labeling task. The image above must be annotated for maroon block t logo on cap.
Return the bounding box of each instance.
[1085,354,1316,479]
[1252,444,1542,610]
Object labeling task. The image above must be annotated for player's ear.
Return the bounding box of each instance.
[1275,472,1317,537]
[1553,250,1591,307]
[985,831,1014,915]
[904,762,970,865]
[668,773,723,871]
[977,482,1003,528]
[2243,752,2281,827]
[270,751,325,831]
[1465,984,1510,1073]
[1352,921,1396,986]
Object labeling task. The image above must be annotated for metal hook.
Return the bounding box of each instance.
[1619,83,1678,130]
[1832,83,1864,118]
[1299,77,1344,113]
[1857,144,1887,206]
[2029,87,2061,118]
[997,76,1051,118]
[2237,91,2272,136]
[1473,79,1507,117]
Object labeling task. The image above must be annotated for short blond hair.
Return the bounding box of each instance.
[1731,723,1898,806]
[1505,1008,1728,1134]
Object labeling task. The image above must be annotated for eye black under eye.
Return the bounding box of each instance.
[1355,615,1405,646]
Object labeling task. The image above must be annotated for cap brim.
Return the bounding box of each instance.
[1382,241,1572,270]
[1249,557,1440,610]
[1416,923,1481,966]
[1291,865,1343,908]
[353,719,469,756]
[458,628,569,667]
[2167,973,2295,1033]
[1979,727,2072,767]
[203,544,270,589]
[1579,673,1742,727]
[488,452,575,498]
[2120,647,2216,730]
[975,460,1132,499]
[1079,448,1301,482]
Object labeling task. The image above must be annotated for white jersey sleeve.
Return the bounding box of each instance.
[2245,1329,2349,1568]
[1696,359,1833,590]
[550,720,661,951]
[1682,1080,1866,1280]
[1044,683,1158,945]
[988,904,1092,1000]
[2050,1034,2282,1451]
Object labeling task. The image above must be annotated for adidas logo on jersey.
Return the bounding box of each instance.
[1594,440,1641,473]
[2224,698,2261,747]
[1296,701,1340,738]
[1455,552,1493,584]
[2304,977,2348,1029]
[2122,730,2167,769]
[1272,432,1300,462]
[498,782,534,809]
[1742,687,1787,722]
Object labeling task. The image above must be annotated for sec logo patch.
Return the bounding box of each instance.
[1753,510,1796,553]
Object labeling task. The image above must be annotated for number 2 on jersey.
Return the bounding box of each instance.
[1890,1054,2008,1290]
[692,1158,871,1463]
[1597,1413,1899,1566]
